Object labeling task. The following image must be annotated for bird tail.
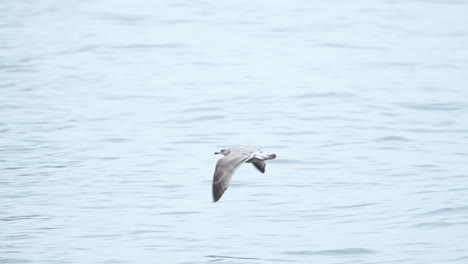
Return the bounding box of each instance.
[264,153,276,160]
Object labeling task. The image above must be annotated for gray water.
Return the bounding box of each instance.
[2,0,468,263]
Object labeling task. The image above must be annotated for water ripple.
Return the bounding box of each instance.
[398,102,468,111]
[376,136,412,142]
[420,205,468,216]
[282,248,377,256]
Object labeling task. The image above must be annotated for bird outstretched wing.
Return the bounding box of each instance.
[212,153,254,202]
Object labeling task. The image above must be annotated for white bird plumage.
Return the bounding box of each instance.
[212,146,276,202]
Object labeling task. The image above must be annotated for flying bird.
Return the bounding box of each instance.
[212,146,276,202]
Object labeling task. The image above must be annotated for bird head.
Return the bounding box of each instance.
[214,148,231,156]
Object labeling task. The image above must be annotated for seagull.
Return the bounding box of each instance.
[212,146,277,202]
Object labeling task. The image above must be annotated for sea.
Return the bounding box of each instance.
[1,0,468,263]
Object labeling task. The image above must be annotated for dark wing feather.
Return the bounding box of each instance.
[252,160,266,173]
[250,153,276,173]
[212,154,253,202]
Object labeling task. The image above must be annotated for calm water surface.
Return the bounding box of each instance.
[2,0,468,263]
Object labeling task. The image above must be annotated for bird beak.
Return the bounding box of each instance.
[214,152,220,155]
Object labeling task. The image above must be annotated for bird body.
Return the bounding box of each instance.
[212,146,276,202]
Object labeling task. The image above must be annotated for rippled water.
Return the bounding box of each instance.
[2,0,468,263]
